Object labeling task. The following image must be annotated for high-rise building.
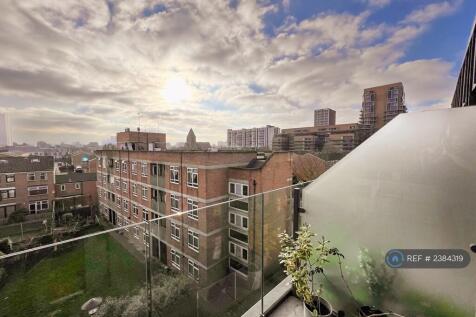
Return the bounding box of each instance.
[227,125,280,149]
[452,19,476,108]
[96,130,293,286]
[314,108,336,127]
[0,113,10,147]
[360,82,406,131]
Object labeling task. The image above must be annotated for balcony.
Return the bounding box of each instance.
[0,107,475,316]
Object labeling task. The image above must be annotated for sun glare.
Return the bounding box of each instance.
[161,76,191,104]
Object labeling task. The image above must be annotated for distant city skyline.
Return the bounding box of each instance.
[0,1,474,144]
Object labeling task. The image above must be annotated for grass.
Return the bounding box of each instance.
[0,232,145,317]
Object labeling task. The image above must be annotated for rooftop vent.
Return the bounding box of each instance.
[0,160,8,164]
[125,128,130,132]
[31,158,40,163]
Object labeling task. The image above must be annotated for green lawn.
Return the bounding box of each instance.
[0,233,145,317]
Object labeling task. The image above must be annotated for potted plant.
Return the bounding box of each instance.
[279,224,344,317]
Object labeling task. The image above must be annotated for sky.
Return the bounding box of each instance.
[0,0,474,145]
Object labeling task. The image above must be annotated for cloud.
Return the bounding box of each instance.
[403,0,462,25]
[363,0,391,8]
[0,0,462,144]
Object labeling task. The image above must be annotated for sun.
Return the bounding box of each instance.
[161,76,191,104]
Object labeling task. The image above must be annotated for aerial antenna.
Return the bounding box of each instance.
[138,111,142,131]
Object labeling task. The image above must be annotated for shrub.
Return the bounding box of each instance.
[7,208,27,224]
[0,238,12,254]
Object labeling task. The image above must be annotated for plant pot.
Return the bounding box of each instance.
[303,296,333,317]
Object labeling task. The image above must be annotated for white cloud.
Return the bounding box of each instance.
[0,0,462,144]
[403,0,462,25]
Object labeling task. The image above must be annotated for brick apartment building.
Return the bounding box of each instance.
[273,122,369,153]
[0,156,54,222]
[54,172,98,214]
[96,131,293,286]
[360,82,407,131]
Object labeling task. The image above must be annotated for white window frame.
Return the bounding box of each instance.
[134,226,139,239]
[170,166,179,184]
[142,208,149,221]
[229,212,248,230]
[28,185,48,196]
[39,172,47,181]
[229,241,248,262]
[142,186,148,200]
[171,249,181,269]
[187,167,198,188]
[5,174,15,183]
[229,182,248,196]
[27,172,36,181]
[122,181,128,192]
[188,259,199,281]
[187,229,199,252]
[171,221,181,241]
[132,204,139,216]
[75,183,81,190]
[171,194,180,212]
[187,199,198,220]
[123,200,129,210]
[141,162,148,176]
[122,161,128,172]
[29,200,49,214]
[131,161,137,174]
[60,184,66,191]
[132,183,137,196]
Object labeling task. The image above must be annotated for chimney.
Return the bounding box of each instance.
[125,128,130,132]
[137,127,141,132]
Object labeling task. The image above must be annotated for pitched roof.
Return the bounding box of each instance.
[55,172,97,184]
[0,156,54,173]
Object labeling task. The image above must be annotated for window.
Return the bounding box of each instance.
[142,186,148,200]
[39,172,47,180]
[151,189,158,201]
[60,184,66,191]
[170,166,179,184]
[171,222,181,241]
[159,218,167,228]
[28,186,47,196]
[171,194,180,212]
[0,189,16,200]
[123,200,129,210]
[27,173,36,181]
[131,161,137,174]
[229,241,248,262]
[122,161,128,172]
[142,209,149,221]
[115,179,120,188]
[143,231,149,247]
[171,249,181,269]
[116,197,121,206]
[187,199,198,220]
[158,164,165,176]
[75,183,81,190]
[188,260,199,281]
[230,258,248,276]
[187,168,198,187]
[229,182,248,196]
[229,228,248,243]
[29,200,49,214]
[132,204,139,216]
[115,160,120,171]
[122,181,128,192]
[229,212,248,230]
[134,226,139,239]
[229,199,249,212]
[5,174,15,183]
[132,183,137,195]
[159,190,165,203]
[187,229,199,252]
[141,162,148,176]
